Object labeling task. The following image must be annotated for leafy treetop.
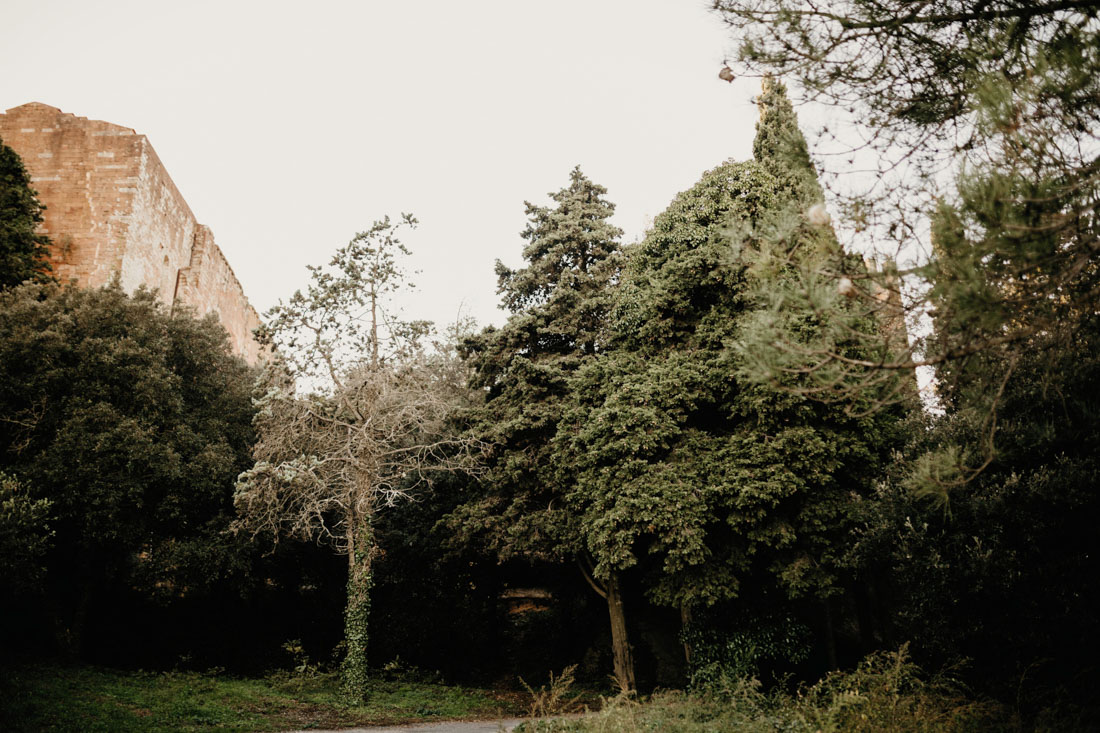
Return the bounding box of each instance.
[0,282,256,651]
[557,84,899,610]
[0,139,53,289]
[447,167,624,566]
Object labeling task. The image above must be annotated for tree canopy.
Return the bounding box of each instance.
[711,1,1100,696]
[0,138,53,289]
[447,167,623,565]
[0,281,256,654]
[445,166,632,686]
[235,216,479,702]
[558,82,899,627]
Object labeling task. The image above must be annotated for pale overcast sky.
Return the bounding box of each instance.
[1,0,761,331]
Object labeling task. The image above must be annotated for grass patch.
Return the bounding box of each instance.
[0,663,525,732]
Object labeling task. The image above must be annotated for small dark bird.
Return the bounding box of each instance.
[719,65,735,83]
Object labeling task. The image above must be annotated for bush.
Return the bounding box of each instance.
[0,471,52,595]
[682,613,810,690]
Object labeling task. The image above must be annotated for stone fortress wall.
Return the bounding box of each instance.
[0,103,263,364]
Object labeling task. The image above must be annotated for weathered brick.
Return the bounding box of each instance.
[1,103,263,364]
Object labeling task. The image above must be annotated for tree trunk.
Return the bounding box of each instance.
[606,571,636,693]
[342,518,374,704]
[823,598,838,670]
[854,583,877,654]
[680,602,694,667]
[52,581,92,659]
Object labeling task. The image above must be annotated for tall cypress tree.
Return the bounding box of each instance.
[753,77,822,204]
[0,139,53,289]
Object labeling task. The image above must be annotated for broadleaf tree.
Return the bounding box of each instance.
[0,281,256,655]
[0,471,53,596]
[233,215,481,702]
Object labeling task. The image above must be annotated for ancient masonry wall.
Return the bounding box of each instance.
[0,102,263,364]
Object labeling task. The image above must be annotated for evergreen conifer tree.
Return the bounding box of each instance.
[445,167,633,687]
[716,1,1100,423]
[0,139,53,288]
[556,82,900,676]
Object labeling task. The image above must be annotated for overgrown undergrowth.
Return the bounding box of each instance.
[5,649,1095,732]
[0,663,524,732]
[522,648,1096,733]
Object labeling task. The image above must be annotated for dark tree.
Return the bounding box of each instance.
[556,82,901,678]
[0,282,256,656]
[0,471,53,596]
[0,138,53,288]
[852,314,1100,700]
[713,4,1100,705]
[444,167,634,688]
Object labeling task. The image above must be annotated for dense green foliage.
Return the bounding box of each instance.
[714,0,1100,710]
[0,471,53,595]
[852,320,1100,702]
[558,83,900,659]
[1,6,1096,727]
[0,282,258,658]
[447,167,623,566]
[681,613,810,687]
[0,139,52,289]
[446,87,903,692]
[370,477,503,679]
[372,472,608,685]
[445,168,635,685]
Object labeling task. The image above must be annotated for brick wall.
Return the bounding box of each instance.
[0,102,263,364]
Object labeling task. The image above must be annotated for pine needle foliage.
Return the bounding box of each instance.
[446,167,623,567]
[714,1,1100,420]
[444,167,631,685]
[0,138,53,289]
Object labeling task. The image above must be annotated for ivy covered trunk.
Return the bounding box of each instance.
[342,517,374,704]
[606,571,636,693]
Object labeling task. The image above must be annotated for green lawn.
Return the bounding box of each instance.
[0,664,527,732]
